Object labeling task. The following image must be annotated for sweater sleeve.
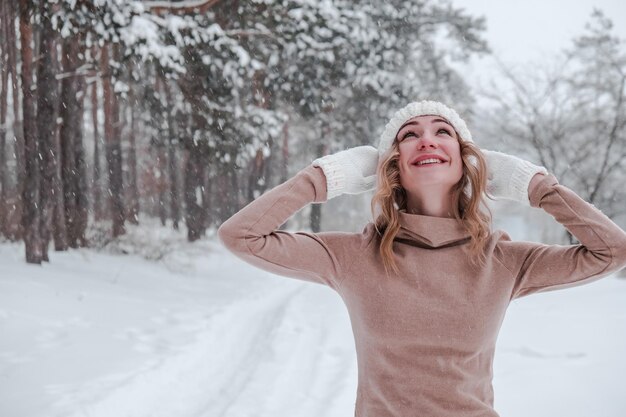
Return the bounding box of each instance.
[496,173,626,300]
[216,164,362,292]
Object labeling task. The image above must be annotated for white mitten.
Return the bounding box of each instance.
[312,146,379,200]
[482,149,548,205]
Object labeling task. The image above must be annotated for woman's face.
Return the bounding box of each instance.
[395,115,464,194]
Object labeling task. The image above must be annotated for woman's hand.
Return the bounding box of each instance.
[312,146,379,200]
[482,149,548,206]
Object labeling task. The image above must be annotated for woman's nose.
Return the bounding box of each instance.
[416,133,438,149]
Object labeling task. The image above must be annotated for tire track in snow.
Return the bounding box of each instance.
[57,283,303,417]
[205,284,310,416]
[214,284,357,417]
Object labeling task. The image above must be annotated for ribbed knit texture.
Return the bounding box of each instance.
[312,156,347,200]
[483,149,549,205]
[378,100,474,158]
[312,146,378,200]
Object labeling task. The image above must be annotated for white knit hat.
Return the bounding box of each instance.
[377,100,473,157]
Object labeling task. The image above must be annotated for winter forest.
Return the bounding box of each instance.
[1,0,624,263]
[2,0,626,416]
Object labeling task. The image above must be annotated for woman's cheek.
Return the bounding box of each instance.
[453,160,464,181]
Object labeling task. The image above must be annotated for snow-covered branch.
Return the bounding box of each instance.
[142,0,222,14]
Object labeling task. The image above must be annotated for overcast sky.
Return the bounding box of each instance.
[451,0,626,88]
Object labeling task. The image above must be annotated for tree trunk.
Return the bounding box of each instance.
[309,141,326,233]
[73,46,88,247]
[36,3,60,261]
[158,146,168,226]
[4,0,24,240]
[52,112,67,251]
[19,0,42,263]
[0,2,9,238]
[281,120,289,184]
[164,82,180,230]
[101,43,125,237]
[183,148,206,241]
[59,41,77,247]
[126,84,140,224]
[247,148,265,202]
[91,66,103,221]
[202,160,212,229]
[309,202,321,232]
[227,159,239,220]
[278,121,290,231]
[246,69,272,203]
[59,35,87,248]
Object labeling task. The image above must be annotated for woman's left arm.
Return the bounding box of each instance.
[500,172,626,299]
[483,149,626,299]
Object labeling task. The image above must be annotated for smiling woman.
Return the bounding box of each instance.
[395,116,464,217]
[371,101,493,275]
[217,99,626,417]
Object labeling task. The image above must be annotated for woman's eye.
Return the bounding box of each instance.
[438,128,451,135]
[401,132,416,141]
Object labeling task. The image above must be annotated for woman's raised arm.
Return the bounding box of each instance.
[217,146,378,292]
[482,150,626,299]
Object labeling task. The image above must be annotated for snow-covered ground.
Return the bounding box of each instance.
[1,220,625,417]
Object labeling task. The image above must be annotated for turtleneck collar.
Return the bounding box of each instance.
[395,210,471,248]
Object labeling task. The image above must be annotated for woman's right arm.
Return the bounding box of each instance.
[217,164,363,292]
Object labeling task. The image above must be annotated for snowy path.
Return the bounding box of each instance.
[56,281,355,417]
[0,239,357,417]
[1,237,626,417]
[204,284,356,417]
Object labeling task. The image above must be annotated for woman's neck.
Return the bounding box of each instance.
[405,191,455,218]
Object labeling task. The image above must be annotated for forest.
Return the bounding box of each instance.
[1,0,625,264]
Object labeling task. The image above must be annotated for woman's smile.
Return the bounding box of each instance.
[412,161,448,168]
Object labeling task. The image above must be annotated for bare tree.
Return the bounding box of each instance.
[562,10,626,214]
[479,10,626,242]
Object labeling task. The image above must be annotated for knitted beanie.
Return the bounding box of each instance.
[377,100,473,158]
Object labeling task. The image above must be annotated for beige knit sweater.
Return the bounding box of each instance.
[217,165,626,417]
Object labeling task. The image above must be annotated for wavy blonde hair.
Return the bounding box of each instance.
[370,133,493,276]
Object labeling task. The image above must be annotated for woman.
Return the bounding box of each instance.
[217,100,626,417]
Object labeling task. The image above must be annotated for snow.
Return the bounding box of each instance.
[1,219,626,417]
[120,15,186,74]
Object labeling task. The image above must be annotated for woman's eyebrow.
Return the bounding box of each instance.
[432,118,453,127]
[396,118,453,139]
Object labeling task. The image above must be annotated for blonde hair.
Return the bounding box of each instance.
[370,135,493,276]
